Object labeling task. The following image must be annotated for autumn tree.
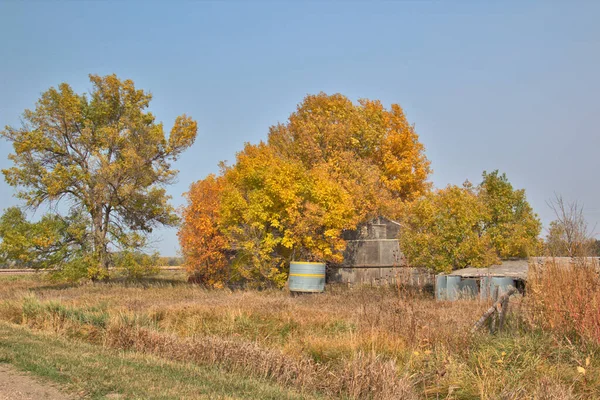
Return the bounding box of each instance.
[178,174,231,287]
[1,74,197,279]
[268,93,431,218]
[399,171,541,273]
[181,93,431,287]
[479,171,542,258]
[399,183,497,273]
[217,143,355,287]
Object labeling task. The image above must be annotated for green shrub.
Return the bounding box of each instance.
[113,251,160,279]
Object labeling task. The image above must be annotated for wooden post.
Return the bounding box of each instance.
[497,295,510,332]
[471,287,517,334]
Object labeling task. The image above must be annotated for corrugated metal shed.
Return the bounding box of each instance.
[449,257,600,282]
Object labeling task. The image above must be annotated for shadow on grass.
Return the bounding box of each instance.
[108,276,190,288]
[29,281,81,292]
[30,275,191,292]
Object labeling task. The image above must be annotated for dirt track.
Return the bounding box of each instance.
[0,364,72,400]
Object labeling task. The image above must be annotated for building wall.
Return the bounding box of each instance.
[340,216,405,267]
[330,216,434,287]
[328,266,434,287]
[341,216,401,241]
[342,239,404,267]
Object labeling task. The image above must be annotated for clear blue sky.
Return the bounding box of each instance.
[1,1,599,256]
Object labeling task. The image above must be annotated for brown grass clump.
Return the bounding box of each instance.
[532,377,577,400]
[527,258,600,345]
[104,318,417,400]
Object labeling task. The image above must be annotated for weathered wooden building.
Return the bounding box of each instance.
[327,217,434,287]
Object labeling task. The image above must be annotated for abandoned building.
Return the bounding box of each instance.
[326,217,539,297]
[324,218,600,298]
[327,216,434,287]
[435,257,600,301]
[435,259,529,301]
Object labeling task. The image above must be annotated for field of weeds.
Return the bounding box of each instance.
[1,263,599,399]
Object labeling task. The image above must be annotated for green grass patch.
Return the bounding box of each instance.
[0,273,42,282]
[0,321,320,399]
[21,297,110,328]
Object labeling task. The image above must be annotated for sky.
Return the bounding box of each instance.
[1,1,599,256]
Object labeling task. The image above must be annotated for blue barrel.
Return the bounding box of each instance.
[435,275,447,300]
[460,279,479,299]
[446,276,462,301]
[491,277,516,301]
[288,262,326,293]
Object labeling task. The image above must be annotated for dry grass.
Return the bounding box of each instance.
[104,321,415,399]
[1,271,600,399]
[527,257,600,345]
[0,321,314,399]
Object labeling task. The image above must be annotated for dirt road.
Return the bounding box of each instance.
[0,364,72,400]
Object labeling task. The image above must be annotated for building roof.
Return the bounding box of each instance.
[448,259,529,280]
[448,257,600,281]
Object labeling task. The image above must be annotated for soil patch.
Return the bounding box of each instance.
[0,364,72,400]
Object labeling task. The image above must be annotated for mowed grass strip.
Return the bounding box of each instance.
[0,322,320,400]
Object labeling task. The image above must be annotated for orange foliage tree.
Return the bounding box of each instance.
[268,93,431,214]
[178,175,230,287]
[180,93,431,287]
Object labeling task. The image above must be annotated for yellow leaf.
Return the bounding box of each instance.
[577,366,586,375]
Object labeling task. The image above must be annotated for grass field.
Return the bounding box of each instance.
[0,322,316,400]
[0,268,598,399]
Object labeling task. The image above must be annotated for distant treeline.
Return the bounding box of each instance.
[157,256,183,267]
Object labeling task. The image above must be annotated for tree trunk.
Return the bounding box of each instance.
[91,206,110,281]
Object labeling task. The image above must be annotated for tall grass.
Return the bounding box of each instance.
[0,322,314,400]
[527,258,600,345]
[105,320,416,399]
[1,273,600,398]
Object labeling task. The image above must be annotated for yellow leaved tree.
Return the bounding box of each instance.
[2,74,198,280]
[268,93,431,218]
[399,172,541,273]
[181,93,431,287]
[399,183,498,274]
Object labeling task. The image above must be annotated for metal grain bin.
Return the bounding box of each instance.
[446,276,462,301]
[435,275,447,300]
[288,262,326,293]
